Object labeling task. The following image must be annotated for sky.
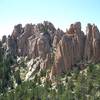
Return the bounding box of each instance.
[0,0,100,38]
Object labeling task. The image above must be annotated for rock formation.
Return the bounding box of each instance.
[51,22,86,75]
[52,35,74,75]
[84,24,93,61]
[53,28,64,48]
[1,21,100,79]
[12,24,23,38]
[85,24,100,63]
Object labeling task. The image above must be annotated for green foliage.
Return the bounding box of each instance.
[14,69,21,85]
[40,69,46,77]
[0,63,100,100]
[0,49,14,93]
[19,58,27,68]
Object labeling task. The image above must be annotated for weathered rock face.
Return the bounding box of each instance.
[37,32,51,59]
[73,22,86,61]
[84,24,93,61]
[85,24,100,63]
[17,24,33,56]
[52,22,86,75]
[12,24,23,38]
[28,32,51,69]
[28,36,38,59]
[67,22,86,63]
[15,21,56,57]
[67,24,75,35]
[28,31,52,58]
[53,29,64,48]
[43,21,56,40]
[92,25,100,63]
[25,32,52,80]
[52,35,74,75]
[1,21,100,78]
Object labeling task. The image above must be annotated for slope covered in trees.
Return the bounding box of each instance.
[0,62,100,100]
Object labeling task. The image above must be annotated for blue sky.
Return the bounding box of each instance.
[0,0,100,38]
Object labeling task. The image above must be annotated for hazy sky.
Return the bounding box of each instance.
[0,0,100,38]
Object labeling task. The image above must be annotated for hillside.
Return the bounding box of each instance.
[0,21,100,100]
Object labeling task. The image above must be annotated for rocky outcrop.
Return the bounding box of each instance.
[1,21,100,78]
[53,29,64,48]
[25,32,52,80]
[12,24,23,38]
[13,21,56,57]
[28,36,38,59]
[84,24,93,61]
[17,24,33,56]
[74,22,86,61]
[52,35,74,75]
[37,33,50,58]
[28,32,52,67]
[52,22,86,75]
[85,24,100,63]
[92,25,100,63]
